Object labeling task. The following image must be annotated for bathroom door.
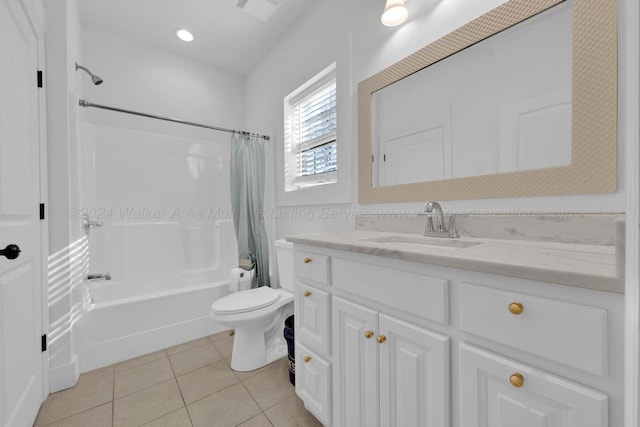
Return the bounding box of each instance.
[0,0,46,425]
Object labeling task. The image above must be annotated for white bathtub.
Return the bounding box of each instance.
[76,279,229,373]
[76,220,237,372]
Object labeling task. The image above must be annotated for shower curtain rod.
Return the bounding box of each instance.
[78,99,270,141]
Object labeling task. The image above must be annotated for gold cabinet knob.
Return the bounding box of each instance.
[364,330,374,339]
[509,373,524,388]
[376,335,387,344]
[304,257,312,264]
[508,302,524,315]
[304,290,312,297]
[304,356,311,363]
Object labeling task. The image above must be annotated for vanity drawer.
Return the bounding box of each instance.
[459,343,607,427]
[295,251,330,285]
[459,283,607,375]
[332,258,449,325]
[295,282,331,355]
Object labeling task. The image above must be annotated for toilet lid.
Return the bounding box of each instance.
[211,286,280,314]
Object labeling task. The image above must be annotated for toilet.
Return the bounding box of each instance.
[210,239,294,372]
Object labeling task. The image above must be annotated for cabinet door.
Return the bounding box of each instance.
[333,297,379,427]
[378,314,450,427]
[296,282,331,355]
[460,343,608,427]
[296,342,332,426]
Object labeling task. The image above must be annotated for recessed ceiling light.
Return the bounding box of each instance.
[176,29,194,42]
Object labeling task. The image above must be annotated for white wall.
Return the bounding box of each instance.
[44,0,81,254]
[245,0,627,239]
[43,0,87,392]
[79,28,245,136]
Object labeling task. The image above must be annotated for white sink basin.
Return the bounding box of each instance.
[361,235,481,251]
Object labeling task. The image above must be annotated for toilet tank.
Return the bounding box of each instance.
[274,239,294,292]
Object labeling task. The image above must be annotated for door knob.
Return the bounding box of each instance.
[0,244,21,260]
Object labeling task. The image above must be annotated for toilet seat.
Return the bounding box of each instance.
[212,286,280,315]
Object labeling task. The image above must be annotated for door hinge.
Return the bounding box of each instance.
[371,155,374,163]
[41,334,47,352]
[39,203,45,220]
[383,154,386,162]
[37,70,43,88]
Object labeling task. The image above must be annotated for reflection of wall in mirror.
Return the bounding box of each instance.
[372,1,572,187]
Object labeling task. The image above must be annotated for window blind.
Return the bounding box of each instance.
[284,74,337,191]
[298,82,336,177]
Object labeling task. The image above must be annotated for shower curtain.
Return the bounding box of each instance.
[230,133,270,288]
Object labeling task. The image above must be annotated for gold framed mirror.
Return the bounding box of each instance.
[358,0,617,203]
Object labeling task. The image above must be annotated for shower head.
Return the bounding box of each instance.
[75,62,103,85]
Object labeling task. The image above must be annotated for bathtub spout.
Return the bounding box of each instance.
[87,273,111,281]
[82,214,104,235]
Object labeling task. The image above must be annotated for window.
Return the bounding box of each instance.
[284,64,337,192]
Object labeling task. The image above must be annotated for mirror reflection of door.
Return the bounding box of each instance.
[376,126,452,187]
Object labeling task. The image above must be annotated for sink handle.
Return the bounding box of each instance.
[448,216,460,238]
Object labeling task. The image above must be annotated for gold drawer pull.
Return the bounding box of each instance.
[376,335,387,344]
[509,373,524,388]
[508,302,524,315]
[364,330,374,339]
[304,356,311,363]
[304,290,312,297]
[304,257,312,264]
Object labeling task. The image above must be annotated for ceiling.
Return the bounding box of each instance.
[78,0,316,75]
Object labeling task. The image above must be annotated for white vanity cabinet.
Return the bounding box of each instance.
[332,296,450,427]
[291,243,623,427]
[293,250,333,426]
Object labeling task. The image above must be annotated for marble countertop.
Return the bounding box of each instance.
[286,231,624,294]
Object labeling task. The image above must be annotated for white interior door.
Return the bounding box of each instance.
[0,0,45,425]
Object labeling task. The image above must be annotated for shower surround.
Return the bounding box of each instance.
[74,123,237,372]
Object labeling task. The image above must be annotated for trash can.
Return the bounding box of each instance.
[283,315,295,386]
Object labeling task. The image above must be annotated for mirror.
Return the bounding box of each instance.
[372,3,572,187]
[358,0,617,203]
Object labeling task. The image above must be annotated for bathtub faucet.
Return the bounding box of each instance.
[82,214,103,235]
[87,273,111,281]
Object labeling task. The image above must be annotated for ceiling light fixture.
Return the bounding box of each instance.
[381,0,409,26]
[176,29,194,42]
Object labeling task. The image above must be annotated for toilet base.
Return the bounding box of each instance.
[230,326,288,371]
[210,288,294,372]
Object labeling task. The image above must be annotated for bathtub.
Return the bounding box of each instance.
[76,278,229,372]
[75,220,237,372]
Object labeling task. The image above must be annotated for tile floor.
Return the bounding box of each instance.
[34,331,322,427]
